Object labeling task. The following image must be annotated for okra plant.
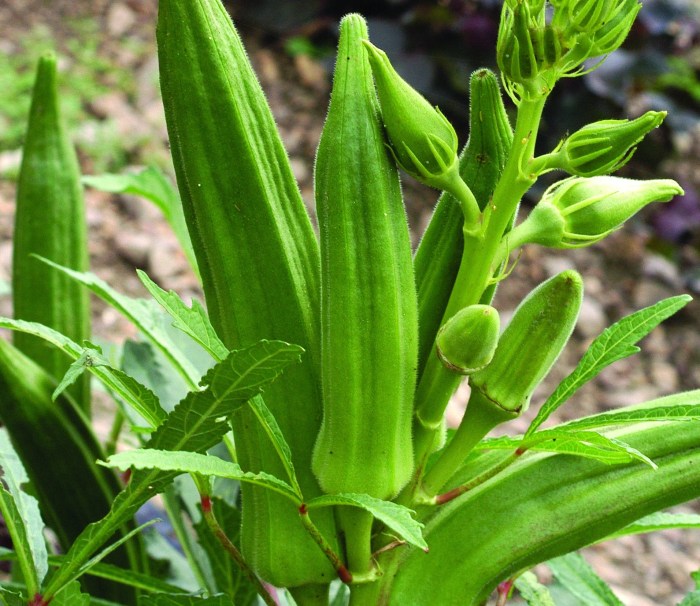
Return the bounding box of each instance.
[1,0,699,605]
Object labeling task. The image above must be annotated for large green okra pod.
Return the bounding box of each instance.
[157,0,335,586]
[312,15,418,500]
[13,53,90,413]
[414,69,513,375]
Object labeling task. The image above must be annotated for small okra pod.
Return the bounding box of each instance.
[436,305,500,375]
[470,270,583,414]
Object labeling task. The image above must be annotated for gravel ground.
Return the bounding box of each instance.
[0,0,699,604]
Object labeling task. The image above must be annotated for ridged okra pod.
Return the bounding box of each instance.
[414,69,513,375]
[312,15,418,500]
[13,53,90,413]
[157,0,335,586]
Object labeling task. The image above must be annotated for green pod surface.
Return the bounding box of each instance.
[13,53,90,413]
[0,339,139,604]
[414,69,513,376]
[385,418,700,605]
[312,15,418,499]
[471,270,583,414]
[157,0,335,586]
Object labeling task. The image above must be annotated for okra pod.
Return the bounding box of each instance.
[13,53,90,413]
[312,15,418,500]
[158,0,335,586]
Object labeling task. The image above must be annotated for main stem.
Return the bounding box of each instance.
[410,96,547,498]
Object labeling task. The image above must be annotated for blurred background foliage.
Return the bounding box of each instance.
[1,0,698,266]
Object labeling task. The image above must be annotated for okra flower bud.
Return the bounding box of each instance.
[523,176,683,248]
[436,305,500,375]
[363,41,480,225]
[537,111,666,177]
[470,270,583,414]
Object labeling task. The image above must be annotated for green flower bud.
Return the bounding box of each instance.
[363,40,476,213]
[436,305,500,375]
[588,0,641,57]
[470,270,583,413]
[548,111,666,177]
[528,176,683,248]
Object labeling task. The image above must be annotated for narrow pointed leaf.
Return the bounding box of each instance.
[82,167,199,278]
[0,317,167,426]
[604,511,700,540]
[528,295,692,436]
[558,390,700,431]
[102,449,301,503]
[38,258,201,389]
[306,493,427,551]
[546,553,624,606]
[482,428,656,467]
[137,270,227,361]
[43,339,301,598]
[247,396,300,494]
[0,430,48,585]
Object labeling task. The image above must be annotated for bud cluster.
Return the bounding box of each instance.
[497,0,640,100]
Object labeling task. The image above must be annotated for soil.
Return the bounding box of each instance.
[0,1,699,604]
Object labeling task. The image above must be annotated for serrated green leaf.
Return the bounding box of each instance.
[0,587,25,606]
[515,571,556,606]
[527,295,691,436]
[138,270,228,362]
[481,429,656,468]
[306,493,427,551]
[43,339,301,599]
[0,430,47,587]
[139,594,234,605]
[37,258,202,390]
[82,167,199,278]
[559,390,700,432]
[103,449,300,503]
[523,429,657,467]
[0,317,167,427]
[547,552,624,606]
[605,511,700,541]
[247,396,300,494]
[51,580,90,606]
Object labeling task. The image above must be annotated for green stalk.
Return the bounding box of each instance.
[412,96,547,474]
[201,496,276,606]
[161,488,213,594]
[421,390,516,497]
